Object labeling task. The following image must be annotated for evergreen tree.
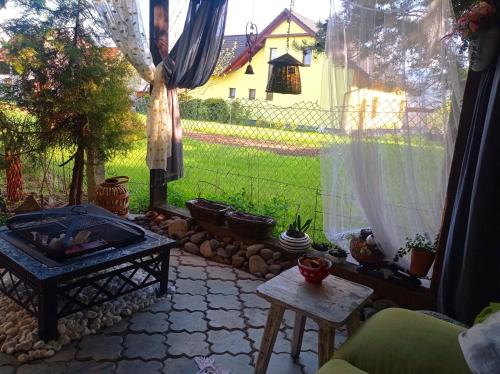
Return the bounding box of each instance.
[1,0,142,204]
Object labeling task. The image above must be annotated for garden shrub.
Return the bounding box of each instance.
[203,98,230,123]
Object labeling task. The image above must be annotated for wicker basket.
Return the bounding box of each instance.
[225,211,276,240]
[186,198,232,226]
[95,176,129,217]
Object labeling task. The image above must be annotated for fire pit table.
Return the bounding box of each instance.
[0,213,175,341]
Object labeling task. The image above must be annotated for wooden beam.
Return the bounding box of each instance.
[149,0,169,209]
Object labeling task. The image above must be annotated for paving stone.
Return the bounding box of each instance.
[169,310,207,332]
[66,361,116,373]
[169,256,180,267]
[170,247,182,256]
[247,328,291,353]
[266,352,304,374]
[207,329,252,354]
[283,309,318,330]
[175,278,208,295]
[296,350,319,374]
[166,332,210,357]
[206,294,241,309]
[172,294,208,311]
[163,356,198,372]
[177,265,208,280]
[207,309,245,329]
[240,292,270,309]
[16,362,67,374]
[76,334,123,361]
[210,354,254,374]
[206,279,239,295]
[123,334,167,360]
[233,268,260,280]
[0,366,15,374]
[206,266,237,280]
[44,341,78,362]
[179,254,208,266]
[147,297,173,313]
[116,359,163,373]
[129,311,169,333]
[242,307,272,328]
[236,279,263,293]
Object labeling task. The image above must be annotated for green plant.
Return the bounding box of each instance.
[394,233,438,261]
[203,98,230,123]
[286,214,312,238]
[312,242,332,252]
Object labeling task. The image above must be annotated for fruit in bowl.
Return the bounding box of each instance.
[298,255,332,283]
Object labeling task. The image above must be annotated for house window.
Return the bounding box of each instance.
[266,92,273,101]
[249,89,256,100]
[229,87,236,99]
[303,48,312,66]
[269,48,279,61]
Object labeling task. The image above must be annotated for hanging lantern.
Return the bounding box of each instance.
[245,22,258,75]
[266,53,303,94]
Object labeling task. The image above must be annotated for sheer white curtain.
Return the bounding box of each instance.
[321,0,464,263]
[93,0,172,170]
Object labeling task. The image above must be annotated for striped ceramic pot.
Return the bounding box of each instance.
[279,232,311,255]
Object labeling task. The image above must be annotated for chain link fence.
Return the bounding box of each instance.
[2,95,445,243]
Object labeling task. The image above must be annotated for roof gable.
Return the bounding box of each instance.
[221,9,318,75]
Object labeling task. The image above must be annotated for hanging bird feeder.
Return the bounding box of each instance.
[245,22,258,75]
[266,0,303,94]
[266,53,303,94]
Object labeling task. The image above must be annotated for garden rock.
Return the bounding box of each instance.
[269,264,282,275]
[184,242,200,255]
[249,255,268,275]
[260,248,274,260]
[168,219,189,239]
[216,248,231,258]
[190,232,206,245]
[200,241,216,258]
[246,244,264,258]
[232,256,245,268]
[225,244,238,256]
[209,239,220,250]
[265,273,275,280]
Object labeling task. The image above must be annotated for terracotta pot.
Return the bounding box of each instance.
[409,249,435,277]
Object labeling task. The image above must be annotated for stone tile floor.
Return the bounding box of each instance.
[0,249,347,374]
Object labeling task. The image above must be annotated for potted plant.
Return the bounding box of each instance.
[309,242,331,256]
[279,215,312,255]
[394,234,437,277]
[326,247,348,264]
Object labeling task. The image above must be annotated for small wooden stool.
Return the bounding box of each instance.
[254,267,373,374]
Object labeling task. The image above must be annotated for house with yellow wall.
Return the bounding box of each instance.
[189,9,407,131]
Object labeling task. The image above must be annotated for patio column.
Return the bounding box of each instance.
[149,0,169,209]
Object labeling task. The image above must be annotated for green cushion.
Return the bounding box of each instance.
[333,308,471,374]
[318,359,369,374]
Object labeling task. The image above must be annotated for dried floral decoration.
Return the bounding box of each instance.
[446,1,497,51]
[195,356,231,374]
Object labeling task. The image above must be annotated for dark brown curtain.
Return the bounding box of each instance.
[162,0,228,180]
[438,49,500,324]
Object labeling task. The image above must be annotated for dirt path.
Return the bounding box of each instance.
[185,131,320,156]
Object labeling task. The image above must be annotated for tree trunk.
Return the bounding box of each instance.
[5,153,23,202]
[86,146,105,202]
[68,146,85,205]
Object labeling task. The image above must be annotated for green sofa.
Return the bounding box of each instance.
[318,308,471,374]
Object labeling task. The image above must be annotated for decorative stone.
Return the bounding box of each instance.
[236,250,246,258]
[269,264,282,275]
[190,232,206,245]
[266,259,274,265]
[200,240,215,258]
[273,251,282,260]
[216,248,230,258]
[265,273,275,280]
[183,242,200,255]
[249,255,268,275]
[246,244,264,258]
[260,248,274,260]
[225,244,238,256]
[168,219,189,239]
[222,237,233,244]
[209,239,220,250]
[231,256,245,268]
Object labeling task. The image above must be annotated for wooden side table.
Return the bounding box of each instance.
[254,266,373,374]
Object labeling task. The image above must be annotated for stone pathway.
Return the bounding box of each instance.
[0,249,347,374]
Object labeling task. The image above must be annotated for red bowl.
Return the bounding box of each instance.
[298,255,332,283]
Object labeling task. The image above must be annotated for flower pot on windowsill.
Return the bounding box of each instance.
[279,231,311,256]
[326,248,348,264]
[409,248,435,277]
